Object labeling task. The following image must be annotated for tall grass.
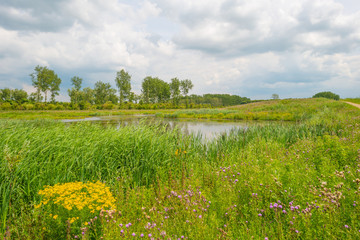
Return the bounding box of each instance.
[1,100,360,239]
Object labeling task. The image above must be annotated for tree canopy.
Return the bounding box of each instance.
[313,91,340,100]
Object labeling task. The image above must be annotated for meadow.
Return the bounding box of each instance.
[1,98,360,239]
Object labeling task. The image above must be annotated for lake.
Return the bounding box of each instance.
[62,115,272,140]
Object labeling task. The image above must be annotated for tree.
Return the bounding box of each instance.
[30,65,61,102]
[271,93,279,100]
[82,87,94,104]
[313,91,340,100]
[94,81,117,105]
[50,74,61,103]
[71,76,82,91]
[0,88,11,102]
[68,76,83,104]
[11,89,28,103]
[180,79,193,107]
[170,78,181,105]
[141,76,170,103]
[115,69,131,105]
[180,79,193,97]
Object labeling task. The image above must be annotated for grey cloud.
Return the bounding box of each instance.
[166,0,360,57]
[0,0,76,32]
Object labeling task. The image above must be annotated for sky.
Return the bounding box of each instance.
[0,0,360,101]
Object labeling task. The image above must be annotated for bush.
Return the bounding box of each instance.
[313,91,340,100]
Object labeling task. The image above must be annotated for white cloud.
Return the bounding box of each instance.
[0,0,359,100]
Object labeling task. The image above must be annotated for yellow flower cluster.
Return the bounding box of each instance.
[175,148,187,156]
[35,181,116,213]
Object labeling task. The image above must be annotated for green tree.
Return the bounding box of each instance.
[50,74,62,103]
[68,76,83,104]
[141,77,170,103]
[170,78,181,105]
[180,79,193,107]
[272,93,279,100]
[11,89,28,103]
[313,91,340,100]
[0,88,11,102]
[82,87,94,104]
[94,81,118,105]
[30,65,61,102]
[115,69,132,105]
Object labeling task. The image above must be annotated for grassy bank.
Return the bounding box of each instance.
[0,109,175,120]
[344,98,360,104]
[158,98,355,121]
[1,99,360,239]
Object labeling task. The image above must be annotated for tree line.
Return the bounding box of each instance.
[0,65,252,110]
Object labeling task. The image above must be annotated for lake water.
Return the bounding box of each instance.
[62,115,267,140]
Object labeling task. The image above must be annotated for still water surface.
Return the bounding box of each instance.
[62,115,266,140]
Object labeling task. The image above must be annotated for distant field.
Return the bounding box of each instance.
[344,98,360,104]
[0,109,175,120]
[158,98,359,121]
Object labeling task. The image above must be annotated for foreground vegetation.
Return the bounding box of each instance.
[1,99,360,239]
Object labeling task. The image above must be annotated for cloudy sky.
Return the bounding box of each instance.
[1,0,360,101]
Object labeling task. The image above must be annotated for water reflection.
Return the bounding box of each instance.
[62,115,263,140]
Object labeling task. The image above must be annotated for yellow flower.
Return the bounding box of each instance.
[53,215,58,219]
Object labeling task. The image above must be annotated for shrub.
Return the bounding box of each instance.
[313,91,340,100]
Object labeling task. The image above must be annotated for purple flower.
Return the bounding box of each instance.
[270,204,273,209]
[282,210,287,214]
[74,236,78,239]
[273,203,278,208]
[258,213,262,217]
[265,238,269,240]
[140,233,144,237]
[132,233,136,237]
[199,215,202,218]
[82,232,85,235]
[121,230,124,233]
[295,230,299,233]
[126,224,129,228]
[345,225,350,229]
[148,234,152,237]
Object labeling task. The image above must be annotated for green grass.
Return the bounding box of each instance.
[344,98,360,104]
[0,109,175,120]
[1,99,360,239]
[158,98,356,121]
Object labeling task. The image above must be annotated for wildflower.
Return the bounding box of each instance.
[345,225,349,229]
[199,215,202,218]
[53,215,58,220]
[265,238,269,240]
[121,230,124,233]
[148,234,152,237]
[140,233,144,237]
[258,213,262,217]
[132,233,136,237]
[295,230,299,233]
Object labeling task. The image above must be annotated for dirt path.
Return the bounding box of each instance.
[344,101,360,109]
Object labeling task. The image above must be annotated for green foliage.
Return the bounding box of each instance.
[115,69,132,105]
[94,81,118,105]
[30,65,62,103]
[313,91,340,100]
